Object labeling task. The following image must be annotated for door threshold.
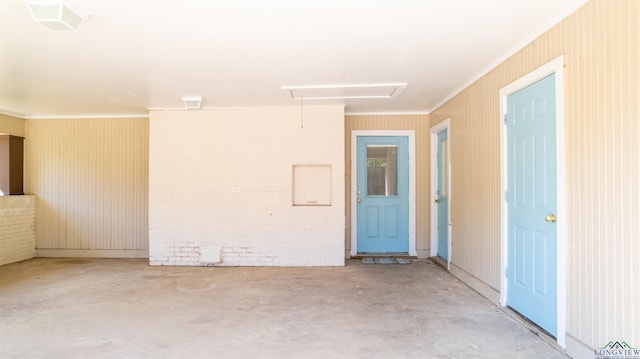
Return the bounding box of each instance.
[501,307,561,352]
[353,253,417,259]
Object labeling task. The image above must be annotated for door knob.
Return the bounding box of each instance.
[357,198,362,203]
[544,214,557,223]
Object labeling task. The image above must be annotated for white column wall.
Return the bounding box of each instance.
[149,106,345,266]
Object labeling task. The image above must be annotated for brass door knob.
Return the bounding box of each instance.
[545,214,557,223]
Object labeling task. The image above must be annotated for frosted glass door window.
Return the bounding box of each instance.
[367,145,398,196]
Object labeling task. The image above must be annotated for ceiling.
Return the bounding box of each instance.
[0,0,587,118]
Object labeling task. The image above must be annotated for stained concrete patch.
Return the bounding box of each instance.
[0,258,567,358]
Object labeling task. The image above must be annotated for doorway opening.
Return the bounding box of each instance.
[429,119,451,270]
[350,130,416,257]
[499,56,566,348]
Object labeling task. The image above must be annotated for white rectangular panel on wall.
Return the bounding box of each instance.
[293,165,332,206]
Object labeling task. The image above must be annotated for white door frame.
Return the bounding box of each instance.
[350,130,416,257]
[499,56,566,347]
[429,119,452,270]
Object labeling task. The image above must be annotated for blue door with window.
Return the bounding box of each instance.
[506,74,557,336]
[356,136,409,253]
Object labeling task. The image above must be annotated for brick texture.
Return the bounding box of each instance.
[0,195,36,266]
[148,106,345,267]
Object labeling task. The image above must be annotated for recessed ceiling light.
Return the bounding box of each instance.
[182,96,203,110]
[282,83,407,100]
[27,0,88,31]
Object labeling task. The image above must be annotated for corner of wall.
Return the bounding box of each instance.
[0,195,36,266]
[0,113,26,137]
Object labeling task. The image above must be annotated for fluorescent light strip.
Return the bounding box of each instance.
[25,114,149,120]
[288,95,396,101]
[282,83,407,100]
[282,83,407,90]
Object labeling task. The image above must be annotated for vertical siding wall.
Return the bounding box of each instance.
[24,118,149,257]
[345,115,430,257]
[0,114,25,137]
[429,0,639,354]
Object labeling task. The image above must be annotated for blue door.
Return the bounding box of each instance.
[507,74,557,336]
[437,129,449,260]
[356,136,409,253]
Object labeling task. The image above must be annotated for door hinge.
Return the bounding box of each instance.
[505,190,510,202]
[504,114,507,124]
[505,266,509,278]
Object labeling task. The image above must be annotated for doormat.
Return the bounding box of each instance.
[361,257,411,265]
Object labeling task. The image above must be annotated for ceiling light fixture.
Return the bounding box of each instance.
[182,96,203,110]
[282,83,407,100]
[27,0,88,31]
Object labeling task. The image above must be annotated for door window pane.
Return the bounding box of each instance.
[367,145,397,196]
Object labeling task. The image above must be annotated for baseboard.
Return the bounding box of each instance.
[566,334,594,359]
[447,260,500,305]
[35,249,148,258]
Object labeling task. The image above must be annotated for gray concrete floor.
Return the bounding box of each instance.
[0,258,567,358]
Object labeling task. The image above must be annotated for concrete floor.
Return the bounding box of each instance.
[0,258,567,358]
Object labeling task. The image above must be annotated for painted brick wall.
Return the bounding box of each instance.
[0,195,36,266]
[148,106,345,267]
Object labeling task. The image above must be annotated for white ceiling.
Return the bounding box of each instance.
[0,0,587,118]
